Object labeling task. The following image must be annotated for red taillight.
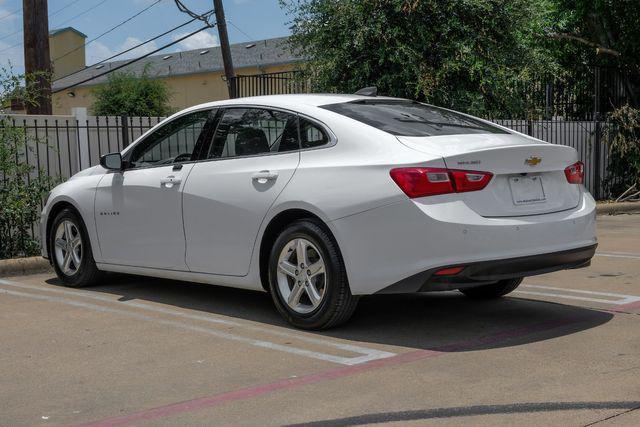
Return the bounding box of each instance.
[564,161,584,184]
[450,170,493,193]
[389,168,454,198]
[390,167,493,198]
[434,266,465,276]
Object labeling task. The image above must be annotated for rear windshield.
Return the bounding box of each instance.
[321,100,508,137]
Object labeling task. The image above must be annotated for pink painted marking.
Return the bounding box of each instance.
[613,300,640,313]
[77,316,586,427]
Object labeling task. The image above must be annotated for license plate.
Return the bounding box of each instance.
[509,175,546,205]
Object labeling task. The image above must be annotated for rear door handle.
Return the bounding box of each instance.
[160,175,181,188]
[252,170,278,182]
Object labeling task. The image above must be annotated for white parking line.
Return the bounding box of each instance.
[0,279,395,365]
[596,251,640,260]
[517,284,640,306]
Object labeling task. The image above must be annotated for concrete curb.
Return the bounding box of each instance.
[596,201,640,216]
[0,256,52,278]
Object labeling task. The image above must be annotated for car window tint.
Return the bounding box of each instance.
[321,100,508,137]
[207,108,299,159]
[299,118,329,149]
[129,110,211,168]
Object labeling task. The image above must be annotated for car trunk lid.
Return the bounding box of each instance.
[397,133,581,217]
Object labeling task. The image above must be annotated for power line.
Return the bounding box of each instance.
[0,0,85,41]
[51,0,109,29]
[0,0,108,55]
[227,19,255,42]
[0,0,81,23]
[0,6,21,23]
[55,14,206,81]
[52,0,163,62]
[173,0,213,25]
[0,41,22,55]
[48,0,85,19]
[54,24,214,93]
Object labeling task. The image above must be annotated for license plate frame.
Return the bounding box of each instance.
[509,175,546,205]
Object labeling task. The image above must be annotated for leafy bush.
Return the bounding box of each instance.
[1,67,56,259]
[92,65,172,117]
[604,105,640,197]
[0,127,55,258]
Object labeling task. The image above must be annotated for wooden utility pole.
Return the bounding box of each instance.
[213,0,236,98]
[22,0,52,114]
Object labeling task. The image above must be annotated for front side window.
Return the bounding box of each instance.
[321,100,508,137]
[207,108,299,159]
[128,110,212,168]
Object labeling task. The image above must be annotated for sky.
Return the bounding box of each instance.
[0,0,292,74]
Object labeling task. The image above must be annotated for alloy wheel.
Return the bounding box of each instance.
[276,238,327,314]
[54,220,83,276]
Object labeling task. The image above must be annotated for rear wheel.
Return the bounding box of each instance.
[49,208,103,287]
[459,278,523,299]
[268,220,358,330]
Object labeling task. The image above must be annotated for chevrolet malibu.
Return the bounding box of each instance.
[40,94,597,329]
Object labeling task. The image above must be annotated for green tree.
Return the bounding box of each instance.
[550,0,640,105]
[282,0,560,117]
[92,66,172,116]
[1,67,56,259]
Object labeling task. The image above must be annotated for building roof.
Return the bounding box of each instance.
[50,27,88,39]
[52,36,301,92]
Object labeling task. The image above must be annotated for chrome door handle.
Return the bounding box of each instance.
[252,170,278,182]
[160,175,181,188]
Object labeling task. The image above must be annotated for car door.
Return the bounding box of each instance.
[94,109,215,270]
[183,107,301,276]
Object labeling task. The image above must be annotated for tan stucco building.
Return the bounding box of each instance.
[49,28,302,115]
[49,27,87,81]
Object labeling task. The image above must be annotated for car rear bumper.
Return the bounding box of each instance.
[330,191,597,295]
[377,243,597,293]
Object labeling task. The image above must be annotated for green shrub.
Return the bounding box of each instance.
[1,67,56,259]
[0,127,55,258]
[91,65,172,117]
[604,105,640,197]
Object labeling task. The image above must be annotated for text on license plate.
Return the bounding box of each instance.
[509,175,546,205]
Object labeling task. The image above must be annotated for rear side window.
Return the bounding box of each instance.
[299,118,329,149]
[321,101,507,137]
[207,108,299,159]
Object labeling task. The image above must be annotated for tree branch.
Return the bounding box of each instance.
[548,31,621,56]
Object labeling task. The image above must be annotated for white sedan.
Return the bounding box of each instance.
[40,94,597,329]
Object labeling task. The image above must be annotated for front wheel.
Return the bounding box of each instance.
[459,278,523,299]
[49,208,103,287]
[268,220,359,330]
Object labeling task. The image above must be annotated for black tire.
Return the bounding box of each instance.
[268,220,359,330]
[459,278,523,299]
[49,208,103,288]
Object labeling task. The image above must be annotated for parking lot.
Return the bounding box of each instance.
[1,214,639,426]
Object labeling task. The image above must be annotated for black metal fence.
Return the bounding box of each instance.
[230,66,637,120]
[1,115,163,181]
[0,113,617,199]
[228,68,636,199]
[3,63,637,200]
[492,119,612,199]
[496,66,637,120]
[231,71,308,98]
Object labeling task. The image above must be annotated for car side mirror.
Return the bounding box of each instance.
[100,152,123,171]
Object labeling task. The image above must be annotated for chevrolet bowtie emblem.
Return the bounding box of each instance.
[524,156,542,167]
